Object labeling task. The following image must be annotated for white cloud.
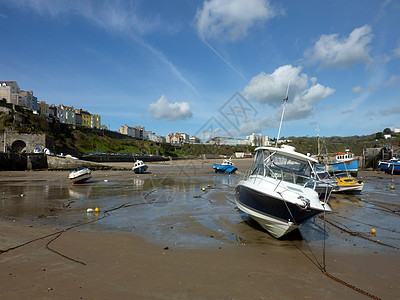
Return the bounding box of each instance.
[7,0,160,35]
[285,84,335,121]
[148,95,193,121]
[385,75,400,88]
[195,0,280,41]
[304,25,373,68]
[243,65,334,121]
[352,86,363,94]
[379,106,400,116]
[394,40,400,57]
[243,65,308,105]
[229,116,276,136]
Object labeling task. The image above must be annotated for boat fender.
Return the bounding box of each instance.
[297,196,310,210]
[87,207,100,213]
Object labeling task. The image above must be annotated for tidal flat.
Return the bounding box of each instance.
[0,159,399,299]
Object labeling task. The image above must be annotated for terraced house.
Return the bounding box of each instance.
[0,80,103,130]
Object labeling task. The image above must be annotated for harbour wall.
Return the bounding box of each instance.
[0,153,131,171]
[79,154,168,163]
[0,153,48,171]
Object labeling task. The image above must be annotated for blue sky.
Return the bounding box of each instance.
[1,0,400,140]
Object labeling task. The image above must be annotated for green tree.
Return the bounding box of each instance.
[383,128,392,134]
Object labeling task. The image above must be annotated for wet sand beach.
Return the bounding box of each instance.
[0,158,399,299]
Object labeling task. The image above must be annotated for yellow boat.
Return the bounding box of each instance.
[333,172,364,193]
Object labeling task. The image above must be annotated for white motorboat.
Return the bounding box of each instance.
[235,145,331,238]
[69,167,92,184]
[234,86,331,238]
[132,160,148,174]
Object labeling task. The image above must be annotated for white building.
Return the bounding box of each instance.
[20,90,38,112]
[246,133,271,147]
[145,130,158,142]
[166,132,189,144]
[0,81,21,105]
[119,124,136,137]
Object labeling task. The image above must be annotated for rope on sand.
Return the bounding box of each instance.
[0,202,132,264]
[320,268,382,300]
[283,203,384,300]
[46,232,86,265]
[318,215,399,250]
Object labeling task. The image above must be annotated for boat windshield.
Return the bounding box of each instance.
[334,172,351,179]
[316,171,330,180]
[251,150,314,188]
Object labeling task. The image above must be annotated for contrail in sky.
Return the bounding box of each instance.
[200,38,248,82]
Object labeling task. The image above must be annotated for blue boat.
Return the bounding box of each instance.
[213,158,238,174]
[378,158,400,174]
[132,160,148,174]
[326,150,359,176]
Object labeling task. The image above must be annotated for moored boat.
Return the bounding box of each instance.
[333,172,364,193]
[133,160,148,174]
[313,168,339,199]
[326,150,359,176]
[213,158,238,174]
[69,167,92,184]
[378,157,400,175]
[235,145,331,238]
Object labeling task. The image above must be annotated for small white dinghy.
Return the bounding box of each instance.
[132,160,148,174]
[69,167,92,184]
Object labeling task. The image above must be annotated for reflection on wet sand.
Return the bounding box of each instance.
[1,163,400,299]
[0,168,399,252]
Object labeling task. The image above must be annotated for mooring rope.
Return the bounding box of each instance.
[0,202,132,263]
[277,191,383,299]
[361,199,400,215]
[318,215,399,250]
[332,213,398,233]
[320,268,381,300]
[46,232,86,265]
[279,193,323,269]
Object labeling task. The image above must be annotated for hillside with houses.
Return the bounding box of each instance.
[0,81,272,151]
[1,80,399,161]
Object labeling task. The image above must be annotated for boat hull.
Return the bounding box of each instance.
[335,183,364,193]
[69,168,92,184]
[235,184,322,238]
[213,164,237,174]
[133,165,148,174]
[326,158,358,175]
[378,162,400,174]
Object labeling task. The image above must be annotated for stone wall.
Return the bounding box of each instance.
[0,130,54,153]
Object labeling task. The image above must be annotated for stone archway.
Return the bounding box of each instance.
[11,140,26,153]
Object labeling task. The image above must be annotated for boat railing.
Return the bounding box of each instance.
[242,168,251,180]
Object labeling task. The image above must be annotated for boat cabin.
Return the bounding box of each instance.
[335,150,354,162]
[222,159,234,166]
[250,146,317,188]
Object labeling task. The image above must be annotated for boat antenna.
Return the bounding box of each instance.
[276,82,290,147]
